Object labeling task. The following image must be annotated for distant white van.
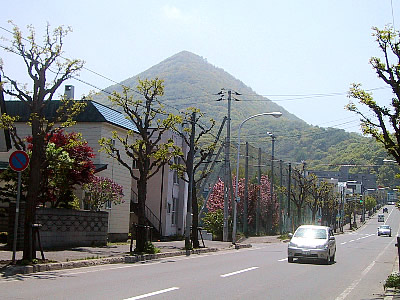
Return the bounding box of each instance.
[378,214,385,222]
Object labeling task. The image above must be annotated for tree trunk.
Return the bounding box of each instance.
[311,209,316,224]
[23,119,43,261]
[135,177,147,253]
[296,205,302,228]
[191,185,199,248]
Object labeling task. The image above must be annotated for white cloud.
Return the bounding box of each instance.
[162,5,193,23]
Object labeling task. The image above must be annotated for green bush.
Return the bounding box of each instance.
[133,241,160,255]
[384,272,400,289]
[203,209,224,241]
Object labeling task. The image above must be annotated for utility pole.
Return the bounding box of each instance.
[185,112,196,251]
[243,142,249,236]
[267,133,276,234]
[279,160,283,235]
[218,89,240,242]
[223,137,230,241]
[222,90,231,242]
[256,147,261,235]
[287,162,292,232]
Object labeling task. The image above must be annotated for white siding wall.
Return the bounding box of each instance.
[0,122,132,237]
[72,123,132,235]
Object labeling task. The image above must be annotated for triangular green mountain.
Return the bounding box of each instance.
[92,51,393,180]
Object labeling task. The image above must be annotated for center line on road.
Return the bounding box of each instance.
[124,287,179,300]
[220,267,259,278]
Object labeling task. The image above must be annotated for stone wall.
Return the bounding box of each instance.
[0,206,8,233]
[8,203,108,249]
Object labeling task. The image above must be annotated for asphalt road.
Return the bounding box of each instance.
[0,206,398,300]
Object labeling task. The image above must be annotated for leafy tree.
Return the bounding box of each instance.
[365,195,377,212]
[319,186,339,227]
[83,176,124,211]
[347,25,400,165]
[172,108,216,248]
[0,21,85,260]
[0,130,95,208]
[99,79,182,253]
[30,130,95,207]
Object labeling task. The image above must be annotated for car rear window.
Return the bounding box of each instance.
[294,228,327,239]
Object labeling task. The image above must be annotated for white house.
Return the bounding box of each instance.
[0,95,188,241]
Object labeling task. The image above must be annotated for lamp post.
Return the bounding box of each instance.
[267,132,276,235]
[232,112,282,244]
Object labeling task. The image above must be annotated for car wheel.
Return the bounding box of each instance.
[324,252,330,265]
[378,233,381,236]
[288,257,294,263]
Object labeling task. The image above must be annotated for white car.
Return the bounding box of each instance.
[288,225,336,264]
[377,225,392,237]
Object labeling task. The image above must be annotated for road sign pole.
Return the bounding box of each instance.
[12,171,22,264]
[9,150,29,264]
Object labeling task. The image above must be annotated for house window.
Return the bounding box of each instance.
[105,199,112,209]
[171,198,178,225]
[132,159,138,170]
[173,157,179,184]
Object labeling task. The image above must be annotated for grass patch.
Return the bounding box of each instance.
[66,255,102,262]
[278,233,291,240]
[107,241,130,246]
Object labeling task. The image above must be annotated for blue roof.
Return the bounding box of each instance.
[90,101,138,132]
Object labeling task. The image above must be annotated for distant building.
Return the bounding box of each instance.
[308,166,376,191]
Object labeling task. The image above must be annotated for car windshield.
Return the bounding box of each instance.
[380,225,390,229]
[294,228,327,239]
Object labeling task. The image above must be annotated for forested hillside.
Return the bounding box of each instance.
[92,51,399,187]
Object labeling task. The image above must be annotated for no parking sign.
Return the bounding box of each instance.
[9,150,29,263]
[9,150,30,172]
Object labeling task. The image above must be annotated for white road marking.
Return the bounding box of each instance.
[335,237,393,300]
[220,266,259,278]
[124,287,179,300]
[341,234,375,245]
[278,258,288,262]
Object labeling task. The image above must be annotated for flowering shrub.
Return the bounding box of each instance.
[205,175,279,235]
[83,176,124,211]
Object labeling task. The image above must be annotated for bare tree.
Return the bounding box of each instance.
[99,79,182,253]
[307,174,333,223]
[0,22,85,261]
[172,108,216,248]
[283,164,313,228]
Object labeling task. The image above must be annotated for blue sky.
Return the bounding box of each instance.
[1,0,398,132]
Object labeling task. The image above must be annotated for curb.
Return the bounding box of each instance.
[1,246,232,277]
[234,243,252,250]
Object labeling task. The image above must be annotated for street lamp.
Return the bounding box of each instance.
[232,112,282,244]
[267,132,276,235]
